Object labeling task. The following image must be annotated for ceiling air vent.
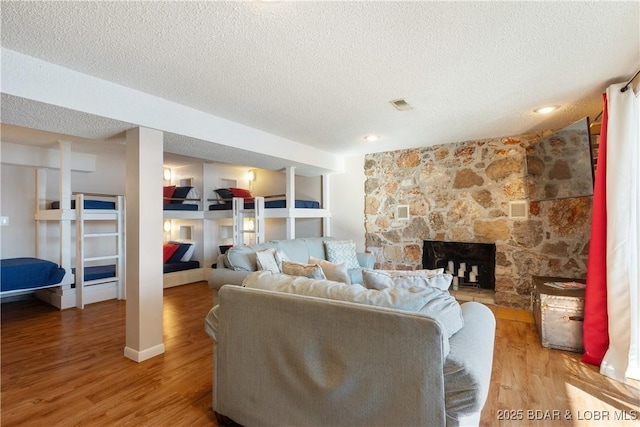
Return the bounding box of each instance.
[390,98,413,111]
[509,200,529,220]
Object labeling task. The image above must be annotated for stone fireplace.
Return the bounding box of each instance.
[422,240,496,290]
[363,132,592,309]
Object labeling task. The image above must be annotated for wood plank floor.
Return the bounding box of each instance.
[2,282,639,426]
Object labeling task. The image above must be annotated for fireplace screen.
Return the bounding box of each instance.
[422,240,496,290]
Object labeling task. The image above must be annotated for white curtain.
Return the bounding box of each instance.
[601,81,640,382]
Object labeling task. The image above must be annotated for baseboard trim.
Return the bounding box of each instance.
[124,343,165,363]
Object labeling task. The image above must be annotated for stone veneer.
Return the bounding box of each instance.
[364,133,592,309]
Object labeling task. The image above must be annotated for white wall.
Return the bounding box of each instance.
[329,154,366,252]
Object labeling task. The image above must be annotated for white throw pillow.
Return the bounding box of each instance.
[362,269,452,291]
[255,248,280,274]
[281,261,326,279]
[324,240,360,269]
[308,256,351,284]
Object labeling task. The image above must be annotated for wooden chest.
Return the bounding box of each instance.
[532,276,586,353]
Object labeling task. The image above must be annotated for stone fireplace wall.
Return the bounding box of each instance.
[363,133,592,309]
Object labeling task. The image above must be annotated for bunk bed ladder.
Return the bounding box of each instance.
[232,197,265,246]
[75,194,125,309]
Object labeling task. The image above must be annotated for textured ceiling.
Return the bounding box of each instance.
[1,1,639,167]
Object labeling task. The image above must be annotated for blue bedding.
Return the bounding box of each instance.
[163,204,199,211]
[1,258,66,293]
[72,265,116,282]
[163,260,200,274]
[51,200,116,209]
[209,199,320,210]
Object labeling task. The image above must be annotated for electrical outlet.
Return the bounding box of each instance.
[0,216,8,226]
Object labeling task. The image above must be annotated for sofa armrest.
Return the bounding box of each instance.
[444,302,496,424]
[357,252,374,269]
[209,268,251,290]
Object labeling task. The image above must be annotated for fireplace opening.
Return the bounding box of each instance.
[422,240,496,290]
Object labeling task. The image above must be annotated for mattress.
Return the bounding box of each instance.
[209,199,320,210]
[163,260,200,274]
[163,204,199,211]
[1,258,66,293]
[72,265,116,282]
[51,200,116,210]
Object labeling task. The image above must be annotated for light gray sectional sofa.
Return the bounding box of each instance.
[205,271,497,427]
[208,236,375,289]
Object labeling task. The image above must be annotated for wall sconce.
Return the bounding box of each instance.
[163,220,172,232]
[248,169,256,182]
[163,168,172,181]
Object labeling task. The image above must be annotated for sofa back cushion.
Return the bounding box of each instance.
[363,269,451,291]
[243,271,463,338]
[225,242,277,272]
[271,237,332,264]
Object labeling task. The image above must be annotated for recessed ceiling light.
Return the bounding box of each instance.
[533,105,559,114]
[364,134,379,142]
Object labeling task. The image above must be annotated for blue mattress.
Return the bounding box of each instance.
[163,204,199,211]
[72,265,116,282]
[1,258,66,293]
[163,260,200,274]
[209,199,320,210]
[51,200,116,209]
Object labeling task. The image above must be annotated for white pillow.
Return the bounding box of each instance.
[184,187,200,205]
[362,269,452,291]
[308,256,351,284]
[324,240,360,269]
[281,261,326,279]
[255,248,280,274]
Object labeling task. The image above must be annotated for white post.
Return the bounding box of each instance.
[322,173,331,237]
[124,127,165,362]
[285,166,295,239]
[35,168,47,259]
[59,141,71,272]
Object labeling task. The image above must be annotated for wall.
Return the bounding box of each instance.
[363,134,592,309]
[330,154,366,252]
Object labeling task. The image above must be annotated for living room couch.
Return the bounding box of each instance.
[208,237,374,289]
[205,271,496,427]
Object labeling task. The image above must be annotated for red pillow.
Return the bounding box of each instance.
[229,187,254,203]
[163,243,179,263]
[163,186,176,205]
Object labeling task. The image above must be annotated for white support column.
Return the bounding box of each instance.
[35,168,47,260]
[322,173,331,237]
[59,141,71,271]
[285,166,295,239]
[124,127,165,363]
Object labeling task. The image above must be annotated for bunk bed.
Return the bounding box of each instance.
[32,141,125,310]
[35,191,125,309]
[0,257,71,295]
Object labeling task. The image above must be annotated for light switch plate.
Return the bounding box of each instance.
[0,216,9,226]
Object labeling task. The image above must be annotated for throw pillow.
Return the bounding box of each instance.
[324,240,359,269]
[171,186,192,204]
[362,269,452,291]
[180,244,195,262]
[214,188,234,204]
[163,185,176,205]
[163,243,179,263]
[274,249,289,271]
[308,256,351,284]
[281,261,326,280]
[183,187,200,205]
[167,242,192,264]
[229,187,255,203]
[256,248,280,274]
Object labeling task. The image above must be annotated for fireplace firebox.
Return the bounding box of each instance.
[422,240,496,290]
